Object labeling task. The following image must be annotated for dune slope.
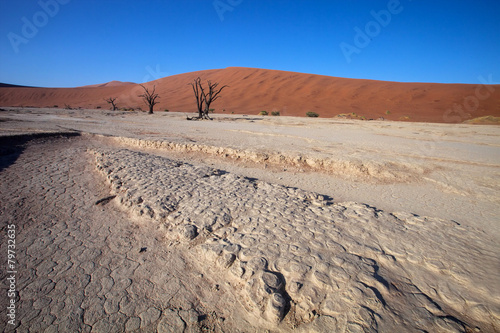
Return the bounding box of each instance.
[1,67,499,123]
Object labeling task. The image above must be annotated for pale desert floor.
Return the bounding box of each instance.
[0,107,499,332]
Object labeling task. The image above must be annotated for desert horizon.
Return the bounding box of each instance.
[1,67,499,124]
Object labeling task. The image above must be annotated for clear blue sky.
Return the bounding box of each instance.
[0,0,499,87]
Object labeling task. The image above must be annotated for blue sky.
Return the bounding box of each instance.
[0,0,499,87]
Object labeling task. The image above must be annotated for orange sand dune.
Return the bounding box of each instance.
[1,67,499,123]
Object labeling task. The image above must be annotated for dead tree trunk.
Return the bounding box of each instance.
[190,77,205,119]
[188,77,228,120]
[138,84,160,114]
[104,97,118,111]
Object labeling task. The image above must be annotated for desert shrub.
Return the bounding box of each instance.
[306,111,319,117]
[271,111,280,116]
[259,111,268,116]
[209,108,215,113]
[385,110,391,115]
[64,104,72,110]
[164,109,169,112]
[53,105,58,108]
[96,106,101,109]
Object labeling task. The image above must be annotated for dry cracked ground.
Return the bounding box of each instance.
[1,131,499,331]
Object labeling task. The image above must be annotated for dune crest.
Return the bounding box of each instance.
[80,80,137,88]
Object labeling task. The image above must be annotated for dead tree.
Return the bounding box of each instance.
[104,97,118,111]
[188,77,228,120]
[138,84,160,114]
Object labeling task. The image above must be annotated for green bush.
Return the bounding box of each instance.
[164,109,169,112]
[306,111,319,117]
[271,111,280,116]
[259,111,268,116]
[385,110,391,115]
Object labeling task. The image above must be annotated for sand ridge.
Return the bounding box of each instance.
[107,135,429,183]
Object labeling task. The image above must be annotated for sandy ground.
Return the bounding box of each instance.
[1,107,499,332]
[2,108,499,234]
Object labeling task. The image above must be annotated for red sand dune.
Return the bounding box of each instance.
[1,67,499,123]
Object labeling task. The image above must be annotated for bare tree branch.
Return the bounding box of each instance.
[104,97,118,111]
[139,84,160,114]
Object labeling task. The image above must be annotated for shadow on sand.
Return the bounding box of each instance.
[0,132,81,172]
